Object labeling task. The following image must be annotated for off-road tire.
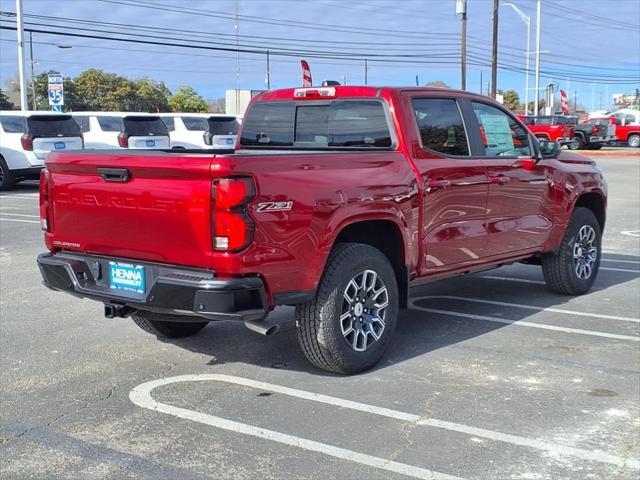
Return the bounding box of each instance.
[296,242,399,374]
[572,135,585,150]
[542,207,601,295]
[628,134,640,148]
[0,157,15,191]
[132,311,208,338]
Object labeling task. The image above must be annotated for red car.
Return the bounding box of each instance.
[519,115,577,147]
[38,86,607,373]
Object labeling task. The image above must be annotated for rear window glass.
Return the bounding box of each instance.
[74,116,90,133]
[183,117,208,131]
[534,117,552,125]
[123,117,168,136]
[27,115,81,136]
[97,116,124,132]
[0,116,26,133]
[161,117,175,132]
[207,117,239,135]
[412,98,469,156]
[240,100,391,148]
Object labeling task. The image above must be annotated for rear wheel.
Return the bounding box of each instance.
[572,135,585,150]
[542,207,601,295]
[0,157,15,191]
[628,134,640,148]
[296,243,398,374]
[132,311,208,338]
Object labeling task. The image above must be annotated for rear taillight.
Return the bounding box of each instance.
[21,133,33,151]
[203,132,212,145]
[117,132,129,148]
[39,168,50,231]
[592,125,599,136]
[212,177,255,251]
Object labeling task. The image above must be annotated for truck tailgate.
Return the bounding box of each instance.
[46,151,215,268]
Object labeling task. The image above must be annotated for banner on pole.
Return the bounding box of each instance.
[560,89,568,115]
[300,60,312,87]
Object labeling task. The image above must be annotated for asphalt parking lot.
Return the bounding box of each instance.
[1,153,639,480]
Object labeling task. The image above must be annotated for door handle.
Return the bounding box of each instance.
[425,179,452,193]
[98,167,130,183]
[489,174,510,185]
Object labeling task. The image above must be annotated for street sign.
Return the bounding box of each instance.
[48,73,64,111]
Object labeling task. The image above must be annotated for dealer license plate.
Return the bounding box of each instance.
[109,262,145,294]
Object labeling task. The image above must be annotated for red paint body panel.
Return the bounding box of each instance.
[42,86,607,307]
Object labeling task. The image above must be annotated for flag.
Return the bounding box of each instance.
[301,60,312,87]
[560,89,569,115]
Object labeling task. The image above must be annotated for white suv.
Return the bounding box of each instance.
[73,112,170,149]
[160,113,239,149]
[0,111,83,190]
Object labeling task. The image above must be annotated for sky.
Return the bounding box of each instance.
[0,0,638,112]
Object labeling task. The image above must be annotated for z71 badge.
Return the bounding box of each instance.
[255,201,294,213]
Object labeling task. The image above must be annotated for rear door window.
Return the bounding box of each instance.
[240,100,391,148]
[161,117,175,132]
[73,116,90,133]
[123,117,168,136]
[27,115,81,137]
[0,116,26,133]
[207,117,239,135]
[412,98,469,156]
[97,116,124,132]
[183,117,208,131]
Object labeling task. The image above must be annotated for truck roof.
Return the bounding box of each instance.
[255,85,489,102]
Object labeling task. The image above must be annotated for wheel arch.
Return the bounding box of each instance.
[574,191,606,232]
[333,219,409,308]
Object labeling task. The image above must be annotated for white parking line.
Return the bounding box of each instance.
[410,301,639,342]
[0,218,40,224]
[480,275,546,285]
[0,194,39,199]
[602,259,640,265]
[415,296,640,324]
[130,374,640,471]
[0,213,40,218]
[621,230,640,237]
[601,266,640,273]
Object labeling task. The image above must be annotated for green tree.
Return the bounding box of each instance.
[133,78,171,112]
[502,90,521,111]
[73,69,130,111]
[0,89,15,109]
[168,86,208,112]
[425,80,451,88]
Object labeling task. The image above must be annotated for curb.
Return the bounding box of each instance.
[571,150,640,157]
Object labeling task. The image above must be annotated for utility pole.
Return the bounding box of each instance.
[265,50,270,90]
[490,0,499,99]
[234,0,240,114]
[15,0,28,110]
[29,31,36,110]
[364,58,368,85]
[534,0,542,116]
[457,0,467,90]
[480,70,483,95]
[415,75,419,86]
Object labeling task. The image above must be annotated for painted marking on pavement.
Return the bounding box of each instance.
[0,217,40,224]
[602,258,640,265]
[0,193,39,199]
[130,374,640,471]
[0,213,39,218]
[601,266,640,273]
[410,300,640,342]
[414,295,639,324]
[480,275,546,285]
[621,230,640,237]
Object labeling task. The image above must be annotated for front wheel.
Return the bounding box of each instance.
[132,311,208,338]
[296,243,398,374]
[542,207,601,295]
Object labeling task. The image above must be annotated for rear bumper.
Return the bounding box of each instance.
[557,137,574,145]
[11,166,44,179]
[37,252,269,322]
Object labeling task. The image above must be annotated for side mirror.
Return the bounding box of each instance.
[538,139,560,159]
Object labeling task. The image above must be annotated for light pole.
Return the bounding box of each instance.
[534,0,542,116]
[456,0,467,90]
[15,0,28,110]
[501,2,530,113]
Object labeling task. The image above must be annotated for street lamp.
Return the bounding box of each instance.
[502,2,530,113]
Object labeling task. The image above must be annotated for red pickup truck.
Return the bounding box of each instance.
[518,115,577,147]
[38,86,607,374]
[591,111,640,148]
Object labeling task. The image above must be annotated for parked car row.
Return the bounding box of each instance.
[0,110,240,190]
